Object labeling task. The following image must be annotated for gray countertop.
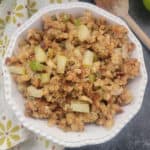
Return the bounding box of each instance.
[66,0,150,150]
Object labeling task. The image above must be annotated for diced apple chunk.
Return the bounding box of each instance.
[27,86,43,98]
[56,55,67,74]
[71,101,90,113]
[29,60,45,72]
[9,66,25,75]
[35,46,47,63]
[78,25,90,42]
[83,50,94,67]
[40,73,50,84]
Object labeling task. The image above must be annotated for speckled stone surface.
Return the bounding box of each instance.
[66,0,150,150]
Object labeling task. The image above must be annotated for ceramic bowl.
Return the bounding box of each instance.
[2,2,148,147]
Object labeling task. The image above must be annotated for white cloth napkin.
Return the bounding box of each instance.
[0,0,77,149]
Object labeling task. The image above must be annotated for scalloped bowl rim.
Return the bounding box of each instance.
[2,2,148,147]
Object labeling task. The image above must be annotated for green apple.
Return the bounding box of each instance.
[143,0,150,11]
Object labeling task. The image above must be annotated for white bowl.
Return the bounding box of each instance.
[2,2,148,147]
